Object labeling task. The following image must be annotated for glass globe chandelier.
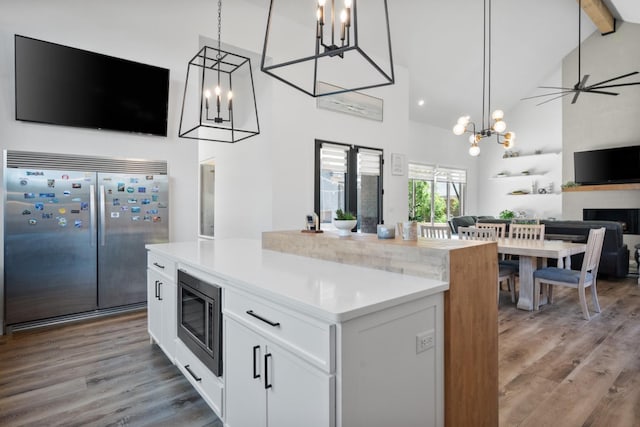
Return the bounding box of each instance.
[452,0,515,156]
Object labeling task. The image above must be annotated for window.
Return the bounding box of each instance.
[315,140,383,233]
[408,163,466,223]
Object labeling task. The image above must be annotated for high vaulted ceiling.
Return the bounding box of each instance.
[245,0,640,130]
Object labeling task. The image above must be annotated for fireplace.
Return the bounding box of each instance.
[583,208,640,235]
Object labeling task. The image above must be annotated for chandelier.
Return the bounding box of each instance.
[178,0,260,143]
[260,0,394,97]
[452,0,515,156]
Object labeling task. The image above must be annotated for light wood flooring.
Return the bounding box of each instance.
[0,311,222,427]
[0,274,638,426]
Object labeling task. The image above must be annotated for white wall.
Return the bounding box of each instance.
[407,121,480,217]
[561,21,640,252]
[477,67,564,219]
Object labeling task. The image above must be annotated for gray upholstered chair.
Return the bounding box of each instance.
[532,227,606,320]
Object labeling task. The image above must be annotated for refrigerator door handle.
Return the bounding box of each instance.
[99,185,106,246]
[90,184,97,247]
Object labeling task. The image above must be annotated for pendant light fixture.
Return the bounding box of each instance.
[452,0,515,157]
[179,0,260,143]
[522,0,640,106]
[260,0,394,97]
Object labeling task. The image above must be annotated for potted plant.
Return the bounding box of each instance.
[333,209,357,236]
[499,209,515,220]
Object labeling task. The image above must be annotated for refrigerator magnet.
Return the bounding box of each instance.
[72,198,81,202]
[130,177,139,184]
[34,203,44,211]
[48,179,55,188]
[62,174,69,180]
[151,186,159,193]
[58,208,66,214]
[146,209,158,215]
[117,183,125,192]
[145,175,154,180]
[42,213,53,219]
[22,209,32,215]
[121,206,129,212]
[152,195,159,202]
[141,199,150,205]
[24,193,35,199]
[28,219,37,225]
[80,202,89,211]
[72,183,81,189]
[63,191,71,196]
[131,207,141,213]
[108,189,113,195]
[131,216,140,221]
[71,209,80,214]
[137,187,146,193]
[113,199,120,206]
[74,220,82,228]
[143,215,151,222]
[152,216,161,223]
[58,218,67,227]
[26,171,43,176]
[39,193,55,198]
[126,187,134,193]
[20,179,28,185]
[127,198,137,204]
[111,212,120,218]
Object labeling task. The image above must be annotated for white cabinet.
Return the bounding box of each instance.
[225,317,334,427]
[147,252,176,361]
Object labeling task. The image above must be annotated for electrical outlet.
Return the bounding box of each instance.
[416,330,435,354]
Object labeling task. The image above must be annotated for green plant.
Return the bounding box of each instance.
[335,209,356,220]
[561,180,580,189]
[499,209,515,220]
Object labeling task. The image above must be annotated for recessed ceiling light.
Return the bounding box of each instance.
[418,99,425,106]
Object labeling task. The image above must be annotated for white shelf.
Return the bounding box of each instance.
[491,173,546,180]
[502,151,561,160]
[506,192,560,196]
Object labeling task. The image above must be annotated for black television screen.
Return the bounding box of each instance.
[574,145,640,185]
[15,35,169,137]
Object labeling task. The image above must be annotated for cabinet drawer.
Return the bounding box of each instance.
[224,288,334,372]
[174,339,223,418]
[147,251,175,281]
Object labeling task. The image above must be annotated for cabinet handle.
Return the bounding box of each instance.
[184,364,202,382]
[246,310,280,327]
[252,345,261,379]
[155,280,159,299]
[157,281,163,301]
[264,353,272,389]
[153,262,165,269]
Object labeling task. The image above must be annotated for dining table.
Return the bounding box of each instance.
[497,238,587,311]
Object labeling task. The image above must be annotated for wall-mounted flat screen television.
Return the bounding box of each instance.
[574,145,640,185]
[15,35,169,137]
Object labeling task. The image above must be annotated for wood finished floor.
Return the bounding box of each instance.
[0,311,222,427]
[0,274,638,426]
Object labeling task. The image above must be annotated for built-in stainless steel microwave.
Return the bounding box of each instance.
[177,269,222,376]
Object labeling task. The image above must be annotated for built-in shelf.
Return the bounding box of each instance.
[502,151,561,160]
[507,192,559,196]
[562,183,640,192]
[491,173,546,180]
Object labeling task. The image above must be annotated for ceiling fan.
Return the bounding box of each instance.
[522,0,640,106]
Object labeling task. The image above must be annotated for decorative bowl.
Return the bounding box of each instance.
[333,219,357,236]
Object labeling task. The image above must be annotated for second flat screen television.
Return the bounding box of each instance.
[15,35,169,137]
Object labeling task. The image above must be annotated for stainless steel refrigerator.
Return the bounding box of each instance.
[3,151,169,326]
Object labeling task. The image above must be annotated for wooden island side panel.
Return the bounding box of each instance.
[447,243,499,427]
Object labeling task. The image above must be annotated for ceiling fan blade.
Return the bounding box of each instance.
[584,89,619,96]
[587,71,639,88]
[536,93,572,106]
[521,90,574,101]
[538,86,573,90]
[571,91,581,104]
[590,81,640,90]
[577,74,590,90]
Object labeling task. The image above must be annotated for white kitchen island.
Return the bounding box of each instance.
[147,238,449,427]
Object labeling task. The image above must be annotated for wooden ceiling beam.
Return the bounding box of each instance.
[579,0,616,34]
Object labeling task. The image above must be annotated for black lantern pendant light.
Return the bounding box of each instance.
[260,0,394,97]
[179,0,260,143]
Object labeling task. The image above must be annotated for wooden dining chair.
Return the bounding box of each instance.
[458,226,516,304]
[509,224,545,240]
[477,222,516,299]
[532,227,606,320]
[476,222,507,238]
[419,223,452,239]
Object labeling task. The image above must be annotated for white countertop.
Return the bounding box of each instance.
[147,239,448,323]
